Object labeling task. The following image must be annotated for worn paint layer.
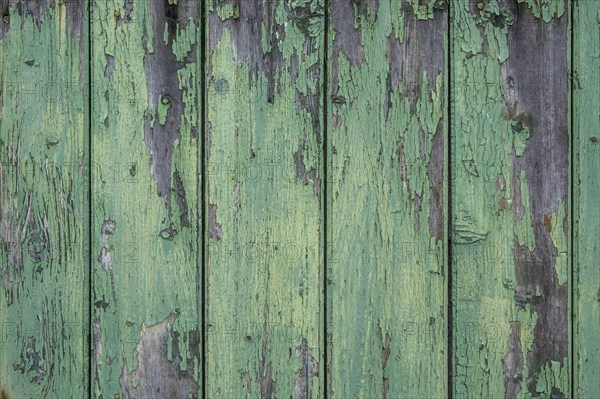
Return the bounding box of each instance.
[206,0,324,397]
[451,0,569,397]
[91,0,201,397]
[0,1,88,397]
[573,1,600,397]
[327,0,448,397]
[0,0,591,396]
[120,312,199,399]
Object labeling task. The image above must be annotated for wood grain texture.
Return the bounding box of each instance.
[450,0,570,397]
[0,1,89,397]
[91,0,201,397]
[573,1,600,397]
[0,1,593,397]
[205,0,324,397]
[327,1,448,397]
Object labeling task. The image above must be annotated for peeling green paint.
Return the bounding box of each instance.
[535,358,569,396]
[0,2,88,397]
[91,0,201,397]
[451,0,570,397]
[518,0,565,23]
[408,0,443,20]
[216,4,240,21]
[158,95,172,126]
[328,1,448,397]
[206,1,324,397]
[0,1,592,397]
[512,120,530,157]
[573,1,600,397]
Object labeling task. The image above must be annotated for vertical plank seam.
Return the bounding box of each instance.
[323,1,330,398]
[200,0,207,397]
[87,0,93,396]
[569,0,575,397]
[447,1,453,397]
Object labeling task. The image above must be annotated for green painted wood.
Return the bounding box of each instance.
[205,1,324,397]
[0,1,89,397]
[91,0,202,397]
[326,1,448,397]
[0,1,594,397]
[450,0,570,397]
[573,1,600,397]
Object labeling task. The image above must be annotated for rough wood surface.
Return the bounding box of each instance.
[0,1,596,397]
[573,1,600,397]
[327,1,448,397]
[91,0,202,397]
[0,1,89,397]
[451,0,569,397]
[205,0,324,397]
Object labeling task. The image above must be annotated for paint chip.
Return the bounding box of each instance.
[208,205,223,241]
[120,312,199,399]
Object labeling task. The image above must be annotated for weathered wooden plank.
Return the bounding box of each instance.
[327,1,448,397]
[573,0,600,397]
[205,0,324,397]
[450,0,570,397]
[91,0,201,397]
[0,0,89,397]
